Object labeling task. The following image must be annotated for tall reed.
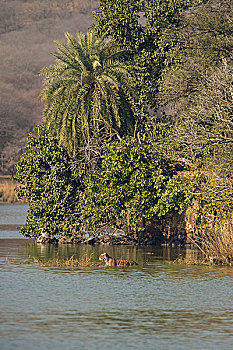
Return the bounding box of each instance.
[193,220,233,265]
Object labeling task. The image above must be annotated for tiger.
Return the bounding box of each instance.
[99,252,138,266]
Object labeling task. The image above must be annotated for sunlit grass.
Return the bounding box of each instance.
[0,179,26,203]
[169,255,209,266]
[170,220,233,266]
[193,220,233,266]
[5,253,102,267]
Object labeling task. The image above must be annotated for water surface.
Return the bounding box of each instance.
[0,204,233,350]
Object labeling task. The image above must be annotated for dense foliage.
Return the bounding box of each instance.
[157,0,233,228]
[82,139,195,234]
[94,0,195,108]
[14,124,83,237]
[14,128,195,238]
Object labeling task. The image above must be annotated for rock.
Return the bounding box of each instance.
[84,237,96,245]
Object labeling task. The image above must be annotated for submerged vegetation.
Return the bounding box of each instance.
[5,253,101,267]
[13,0,233,264]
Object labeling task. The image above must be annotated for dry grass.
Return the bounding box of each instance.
[37,254,102,267]
[0,179,26,203]
[5,254,102,267]
[170,255,209,266]
[193,220,233,266]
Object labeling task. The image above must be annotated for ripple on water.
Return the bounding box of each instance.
[0,227,233,349]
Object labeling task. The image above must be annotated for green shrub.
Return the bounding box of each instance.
[14,124,84,238]
[82,138,195,234]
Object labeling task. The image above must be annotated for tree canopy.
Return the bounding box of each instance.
[94,0,194,108]
[40,29,140,155]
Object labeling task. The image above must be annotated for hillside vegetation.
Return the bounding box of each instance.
[0,0,98,174]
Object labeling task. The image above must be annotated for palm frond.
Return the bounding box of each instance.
[40,28,138,154]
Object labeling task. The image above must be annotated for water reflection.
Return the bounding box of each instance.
[24,243,201,266]
[1,203,233,350]
[0,204,28,225]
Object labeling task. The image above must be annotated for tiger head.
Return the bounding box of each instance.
[99,252,110,263]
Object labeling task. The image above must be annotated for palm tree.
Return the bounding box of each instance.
[39,28,137,155]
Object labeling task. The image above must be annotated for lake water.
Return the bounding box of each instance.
[0,204,233,350]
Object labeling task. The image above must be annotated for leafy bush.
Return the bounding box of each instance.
[82,138,195,234]
[14,124,84,237]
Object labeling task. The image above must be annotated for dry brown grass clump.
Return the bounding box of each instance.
[5,254,102,267]
[170,256,209,266]
[0,178,26,203]
[37,254,102,267]
[193,220,233,266]
[0,179,17,203]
